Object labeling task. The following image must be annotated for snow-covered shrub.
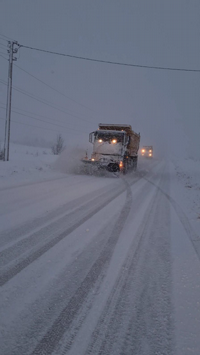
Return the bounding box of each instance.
[51,134,65,155]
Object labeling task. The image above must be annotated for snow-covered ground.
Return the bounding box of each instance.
[0,143,66,188]
[169,159,200,355]
[172,158,200,230]
[0,144,200,355]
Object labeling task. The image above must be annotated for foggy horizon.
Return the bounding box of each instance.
[0,0,200,159]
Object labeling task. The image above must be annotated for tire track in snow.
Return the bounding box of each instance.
[29,178,133,355]
[0,175,137,287]
[0,175,68,192]
[33,166,163,355]
[1,162,157,286]
[0,182,122,266]
[0,214,121,355]
[0,162,162,355]
[85,164,173,355]
[0,181,119,249]
[143,169,200,261]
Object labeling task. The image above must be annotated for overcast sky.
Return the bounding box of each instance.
[0,0,200,157]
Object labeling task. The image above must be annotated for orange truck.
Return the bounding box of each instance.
[82,123,140,174]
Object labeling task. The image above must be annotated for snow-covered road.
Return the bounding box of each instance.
[0,160,200,354]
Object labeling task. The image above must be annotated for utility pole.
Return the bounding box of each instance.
[4,41,19,161]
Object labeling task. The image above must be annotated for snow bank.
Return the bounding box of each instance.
[172,157,200,233]
[0,143,65,188]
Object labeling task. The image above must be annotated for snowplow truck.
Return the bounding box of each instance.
[141,146,153,158]
[82,123,140,174]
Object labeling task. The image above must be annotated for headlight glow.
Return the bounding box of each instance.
[98,139,103,143]
[112,139,117,144]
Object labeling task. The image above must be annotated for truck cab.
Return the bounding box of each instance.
[82,123,140,174]
[89,130,129,172]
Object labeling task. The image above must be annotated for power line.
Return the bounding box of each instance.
[20,44,200,73]
[0,33,15,41]
[0,78,95,123]
[14,64,97,113]
[0,48,7,54]
[0,79,7,85]
[0,116,86,135]
[0,105,87,133]
[0,37,8,43]
[1,42,99,117]
[1,52,100,119]
[1,34,200,72]
[0,54,7,60]
[0,42,7,48]
[0,55,98,127]
[0,102,87,130]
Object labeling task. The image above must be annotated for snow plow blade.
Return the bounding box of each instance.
[81,159,120,176]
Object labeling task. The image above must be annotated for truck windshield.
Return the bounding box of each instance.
[95,132,124,143]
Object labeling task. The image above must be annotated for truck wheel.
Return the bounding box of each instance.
[123,162,128,175]
[132,157,137,171]
[107,163,119,173]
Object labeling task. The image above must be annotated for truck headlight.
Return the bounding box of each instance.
[112,139,117,144]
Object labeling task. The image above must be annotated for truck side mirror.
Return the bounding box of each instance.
[89,132,94,143]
